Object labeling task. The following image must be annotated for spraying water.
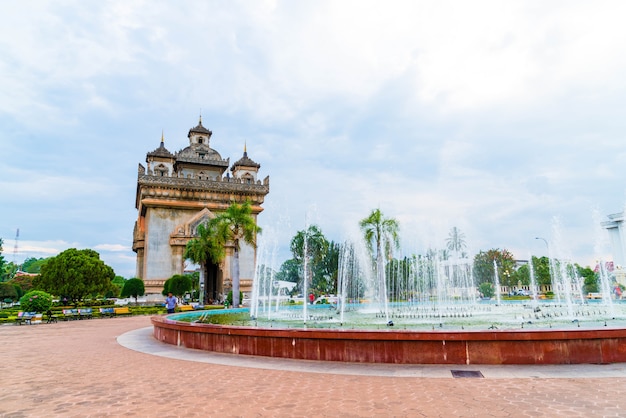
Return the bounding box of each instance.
[528,255,539,306]
[493,259,501,305]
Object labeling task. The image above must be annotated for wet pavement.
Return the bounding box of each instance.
[2,315,626,417]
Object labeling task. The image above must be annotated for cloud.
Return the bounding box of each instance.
[1,0,626,277]
[93,244,129,252]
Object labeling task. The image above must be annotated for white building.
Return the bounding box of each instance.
[602,211,626,286]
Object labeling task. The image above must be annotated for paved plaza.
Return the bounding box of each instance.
[2,316,626,417]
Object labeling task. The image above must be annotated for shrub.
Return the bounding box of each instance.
[226,290,243,307]
[478,282,494,298]
[19,290,53,312]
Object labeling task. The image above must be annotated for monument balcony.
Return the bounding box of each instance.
[137,174,270,194]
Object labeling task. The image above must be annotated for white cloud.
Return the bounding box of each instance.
[93,244,129,252]
[1,0,625,276]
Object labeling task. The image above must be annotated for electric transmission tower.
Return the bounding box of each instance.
[13,228,19,265]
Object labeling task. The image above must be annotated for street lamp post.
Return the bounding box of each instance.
[535,237,548,251]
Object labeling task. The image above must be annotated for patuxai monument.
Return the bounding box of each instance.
[132,117,269,302]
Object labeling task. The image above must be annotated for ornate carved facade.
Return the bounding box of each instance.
[133,118,269,299]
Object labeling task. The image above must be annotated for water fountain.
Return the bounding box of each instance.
[153,217,626,365]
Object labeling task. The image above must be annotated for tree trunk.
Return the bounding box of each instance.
[232,247,240,307]
[200,263,207,305]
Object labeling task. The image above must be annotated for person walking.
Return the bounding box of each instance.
[165,292,178,314]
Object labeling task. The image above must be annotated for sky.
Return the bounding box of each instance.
[1,0,625,278]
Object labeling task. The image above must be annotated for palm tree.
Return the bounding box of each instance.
[446,227,466,257]
[184,220,226,304]
[359,209,399,309]
[213,200,261,308]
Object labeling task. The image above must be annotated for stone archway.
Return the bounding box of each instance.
[170,208,225,304]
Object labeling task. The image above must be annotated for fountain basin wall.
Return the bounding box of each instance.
[152,316,626,365]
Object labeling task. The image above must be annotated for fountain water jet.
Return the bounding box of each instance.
[154,215,626,365]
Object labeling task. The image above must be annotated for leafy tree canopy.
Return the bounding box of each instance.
[578,265,598,294]
[0,282,18,301]
[478,282,495,298]
[185,220,226,304]
[0,238,5,276]
[163,274,192,297]
[112,276,127,286]
[120,278,145,303]
[7,274,36,293]
[185,221,226,266]
[290,225,329,264]
[19,290,53,312]
[22,257,49,274]
[34,248,115,302]
[314,240,340,294]
[275,259,301,286]
[212,200,261,307]
[512,264,529,286]
[473,248,517,287]
[2,261,19,282]
[289,225,336,294]
[531,256,551,285]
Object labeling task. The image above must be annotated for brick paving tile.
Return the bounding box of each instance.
[2,316,626,418]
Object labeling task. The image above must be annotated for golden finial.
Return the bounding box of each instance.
[244,140,247,153]
[161,130,164,143]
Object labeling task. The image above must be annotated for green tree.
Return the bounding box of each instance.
[478,282,495,298]
[22,257,48,274]
[275,259,301,290]
[2,261,19,282]
[7,273,36,294]
[186,271,200,300]
[163,274,192,299]
[360,209,400,305]
[106,276,126,298]
[34,248,115,303]
[0,238,5,279]
[578,265,598,294]
[360,209,400,261]
[120,278,145,303]
[386,257,408,301]
[511,264,530,287]
[290,225,328,264]
[532,256,552,286]
[213,201,261,308]
[290,225,330,294]
[226,290,243,307]
[185,220,226,304]
[473,249,517,287]
[315,241,340,295]
[0,282,18,306]
[19,290,53,312]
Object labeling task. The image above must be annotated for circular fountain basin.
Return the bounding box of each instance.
[152,303,626,365]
